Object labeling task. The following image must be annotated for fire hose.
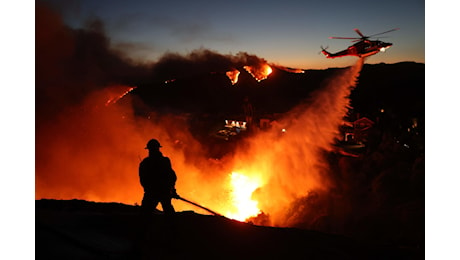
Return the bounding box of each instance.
[173,194,224,217]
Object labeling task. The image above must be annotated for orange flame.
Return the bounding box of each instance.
[225,172,262,221]
[36,59,364,229]
[226,69,240,85]
[244,63,272,82]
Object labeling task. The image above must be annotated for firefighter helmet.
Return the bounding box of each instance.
[145,139,162,149]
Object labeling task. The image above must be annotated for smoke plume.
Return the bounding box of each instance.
[151,49,270,82]
[35,3,269,208]
[36,3,150,125]
[36,2,361,213]
[36,3,423,245]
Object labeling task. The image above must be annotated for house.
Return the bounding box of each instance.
[342,117,375,144]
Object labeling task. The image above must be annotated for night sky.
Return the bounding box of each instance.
[41,0,424,69]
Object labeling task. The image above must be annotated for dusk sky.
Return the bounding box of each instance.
[2,2,460,258]
[2,1,459,257]
[41,0,424,69]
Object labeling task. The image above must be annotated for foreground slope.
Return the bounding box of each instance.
[36,199,421,259]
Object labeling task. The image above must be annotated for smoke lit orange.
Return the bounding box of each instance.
[36,59,364,229]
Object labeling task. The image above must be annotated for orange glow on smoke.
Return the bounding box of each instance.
[225,172,262,221]
[244,63,272,82]
[36,59,364,228]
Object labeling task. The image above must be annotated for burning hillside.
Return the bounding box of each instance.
[36,3,424,247]
[36,55,363,225]
[36,3,305,217]
[150,48,278,85]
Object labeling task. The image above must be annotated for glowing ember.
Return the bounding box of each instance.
[226,69,240,85]
[226,172,262,221]
[273,65,305,74]
[105,86,136,106]
[243,64,272,82]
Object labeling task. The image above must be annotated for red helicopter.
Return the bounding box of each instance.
[321,28,399,59]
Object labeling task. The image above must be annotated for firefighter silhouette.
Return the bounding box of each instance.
[139,139,178,215]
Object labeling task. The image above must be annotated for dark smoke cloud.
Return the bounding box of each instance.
[35,3,424,246]
[36,2,269,121]
[35,2,269,204]
[36,2,150,124]
[151,49,268,80]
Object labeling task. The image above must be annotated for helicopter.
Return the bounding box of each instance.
[321,28,399,59]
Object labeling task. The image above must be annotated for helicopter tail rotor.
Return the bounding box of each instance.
[319,45,329,54]
[319,45,331,57]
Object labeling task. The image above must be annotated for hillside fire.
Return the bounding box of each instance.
[243,63,273,82]
[36,57,364,228]
[226,69,241,85]
[36,4,424,251]
[105,85,136,106]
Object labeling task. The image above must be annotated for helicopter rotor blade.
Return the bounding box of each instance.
[354,28,365,38]
[329,37,361,40]
[368,28,400,38]
[328,28,398,41]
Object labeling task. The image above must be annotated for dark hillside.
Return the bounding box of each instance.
[36,199,422,259]
[133,62,424,119]
[351,62,425,120]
